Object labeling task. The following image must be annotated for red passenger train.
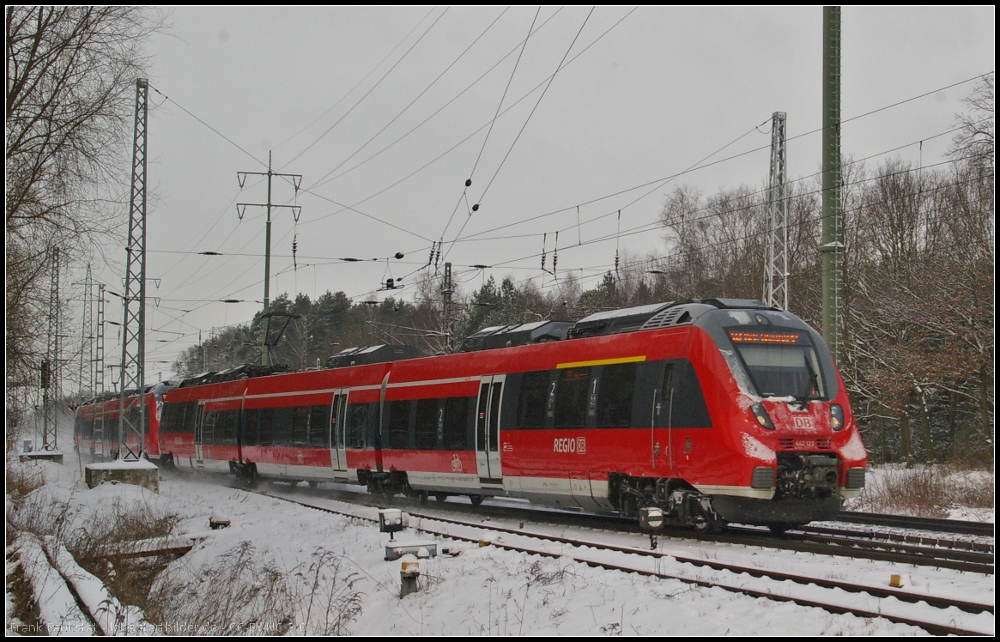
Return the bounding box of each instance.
[75,299,867,532]
[73,385,166,460]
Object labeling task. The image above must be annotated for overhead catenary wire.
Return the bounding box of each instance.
[281,7,451,169]
[273,7,438,153]
[307,8,568,194]
[307,7,510,189]
[473,7,595,211]
[468,6,539,181]
[299,7,638,225]
[444,8,596,261]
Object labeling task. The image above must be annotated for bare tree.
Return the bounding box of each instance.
[5,7,161,431]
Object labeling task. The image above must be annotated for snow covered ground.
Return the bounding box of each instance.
[6,455,996,636]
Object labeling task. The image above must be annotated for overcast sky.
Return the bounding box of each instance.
[71,6,994,381]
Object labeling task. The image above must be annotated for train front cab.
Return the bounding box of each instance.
[692,307,868,529]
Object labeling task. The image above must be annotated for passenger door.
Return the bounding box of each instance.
[329,389,349,474]
[93,417,104,457]
[193,403,205,465]
[651,362,676,473]
[475,375,505,482]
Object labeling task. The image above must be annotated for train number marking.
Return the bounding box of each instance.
[554,437,586,454]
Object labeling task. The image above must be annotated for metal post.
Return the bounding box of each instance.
[764,112,788,310]
[95,283,105,397]
[42,249,60,451]
[237,151,302,366]
[821,7,843,361]
[118,78,149,460]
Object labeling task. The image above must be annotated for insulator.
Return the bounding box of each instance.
[465,179,472,187]
[472,203,479,212]
[395,252,404,260]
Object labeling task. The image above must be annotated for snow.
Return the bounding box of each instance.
[741,433,777,463]
[726,310,753,325]
[85,459,159,470]
[839,430,867,461]
[6,457,995,636]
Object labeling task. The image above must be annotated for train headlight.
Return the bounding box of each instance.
[830,404,844,431]
[751,403,775,430]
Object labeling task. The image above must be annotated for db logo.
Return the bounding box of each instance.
[793,417,814,429]
[553,437,586,454]
[451,454,463,472]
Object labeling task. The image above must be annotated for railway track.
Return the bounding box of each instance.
[258,480,992,575]
[253,487,994,636]
[836,510,995,536]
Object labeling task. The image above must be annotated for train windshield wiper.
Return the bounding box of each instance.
[798,353,820,403]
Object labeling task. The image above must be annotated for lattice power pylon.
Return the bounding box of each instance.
[78,264,93,401]
[95,282,106,397]
[763,111,788,310]
[41,249,61,451]
[117,78,149,460]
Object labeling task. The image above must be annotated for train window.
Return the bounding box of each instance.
[415,399,438,450]
[160,405,174,432]
[517,371,549,429]
[223,410,239,445]
[243,408,259,446]
[291,407,310,445]
[443,397,470,450]
[184,402,198,433]
[309,405,328,448]
[202,412,218,445]
[596,363,637,428]
[272,408,294,445]
[555,367,590,428]
[259,408,274,446]
[651,360,712,428]
[346,404,368,449]
[388,401,411,450]
[674,360,712,428]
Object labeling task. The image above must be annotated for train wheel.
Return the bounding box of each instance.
[469,494,484,506]
[767,523,801,535]
[692,517,712,535]
[308,481,319,490]
[418,491,429,505]
[434,493,448,503]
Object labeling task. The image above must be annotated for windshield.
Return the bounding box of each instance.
[727,329,827,400]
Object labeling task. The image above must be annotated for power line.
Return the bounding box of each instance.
[273,7,438,153]
[282,7,451,168]
[307,7,510,188]
[298,7,639,227]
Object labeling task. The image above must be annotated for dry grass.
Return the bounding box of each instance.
[295,547,364,636]
[5,546,46,635]
[66,497,180,614]
[5,460,45,507]
[849,465,995,518]
[147,541,295,635]
[146,544,364,635]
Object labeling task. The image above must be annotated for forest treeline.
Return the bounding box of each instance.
[176,78,993,467]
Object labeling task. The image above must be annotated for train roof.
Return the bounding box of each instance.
[177,364,291,388]
[325,344,425,368]
[167,299,782,386]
